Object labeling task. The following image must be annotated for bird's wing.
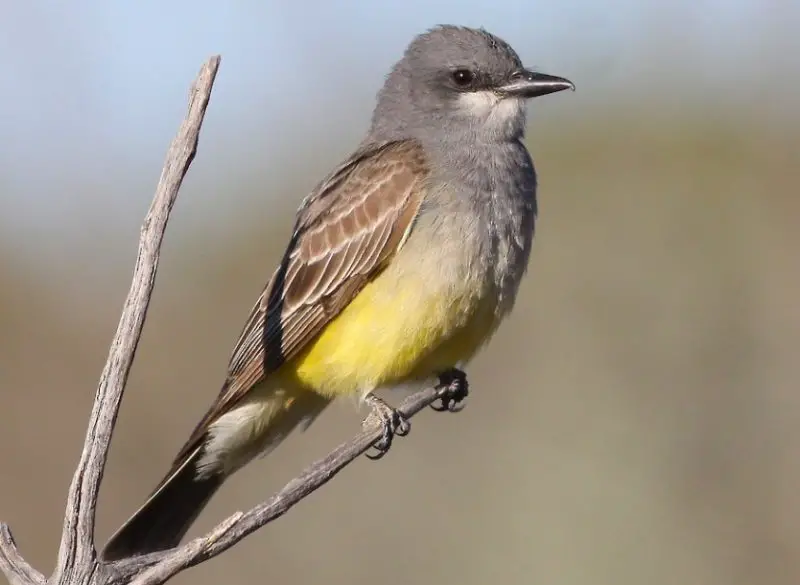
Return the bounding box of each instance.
[174,139,429,462]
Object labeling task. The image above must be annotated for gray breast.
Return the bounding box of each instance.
[433,139,538,316]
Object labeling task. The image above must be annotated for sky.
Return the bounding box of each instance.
[0,0,796,244]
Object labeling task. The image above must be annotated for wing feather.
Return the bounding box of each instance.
[174,140,428,462]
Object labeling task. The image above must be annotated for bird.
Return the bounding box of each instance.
[102,24,574,561]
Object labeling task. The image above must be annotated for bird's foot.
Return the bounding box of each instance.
[432,368,469,413]
[362,394,410,460]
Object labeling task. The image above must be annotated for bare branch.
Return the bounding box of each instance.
[0,525,45,585]
[51,55,221,581]
[108,384,459,584]
[0,56,221,585]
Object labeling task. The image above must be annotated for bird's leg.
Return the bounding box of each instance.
[432,367,469,412]
[362,393,411,460]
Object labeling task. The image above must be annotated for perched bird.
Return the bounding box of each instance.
[102,24,573,560]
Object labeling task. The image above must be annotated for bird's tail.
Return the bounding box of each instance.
[101,444,222,561]
[102,388,330,561]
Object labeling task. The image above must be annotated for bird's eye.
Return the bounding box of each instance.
[451,68,475,87]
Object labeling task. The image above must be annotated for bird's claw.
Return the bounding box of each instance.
[432,368,469,413]
[363,394,410,460]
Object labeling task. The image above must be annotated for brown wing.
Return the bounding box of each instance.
[174,139,428,462]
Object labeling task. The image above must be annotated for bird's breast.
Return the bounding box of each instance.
[288,152,536,396]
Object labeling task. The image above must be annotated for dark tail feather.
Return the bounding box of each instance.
[102,445,222,561]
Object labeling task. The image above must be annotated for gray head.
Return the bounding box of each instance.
[367,25,574,146]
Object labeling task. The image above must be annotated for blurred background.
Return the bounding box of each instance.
[1,1,799,584]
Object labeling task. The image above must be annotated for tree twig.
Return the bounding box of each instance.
[0,55,220,585]
[109,384,458,585]
[51,53,221,583]
[0,525,45,585]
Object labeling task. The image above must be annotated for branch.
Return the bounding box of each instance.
[109,383,462,585]
[0,55,221,585]
[52,54,221,580]
[0,525,44,585]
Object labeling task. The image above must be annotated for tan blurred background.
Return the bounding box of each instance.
[1,1,799,584]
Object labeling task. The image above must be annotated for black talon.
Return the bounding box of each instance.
[432,368,469,412]
[363,394,411,460]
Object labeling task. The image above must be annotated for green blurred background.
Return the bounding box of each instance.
[1,1,799,584]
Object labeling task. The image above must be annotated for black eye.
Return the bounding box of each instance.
[451,68,475,87]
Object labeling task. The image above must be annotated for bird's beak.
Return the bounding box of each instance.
[498,69,575,99]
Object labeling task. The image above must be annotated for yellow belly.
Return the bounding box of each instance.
[281,268,499,398]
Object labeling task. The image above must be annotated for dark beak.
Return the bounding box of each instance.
[498,69,575,99]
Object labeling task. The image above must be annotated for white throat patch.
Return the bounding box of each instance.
[457,91,525,133]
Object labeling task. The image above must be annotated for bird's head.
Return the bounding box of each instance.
[369,25,574,145]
